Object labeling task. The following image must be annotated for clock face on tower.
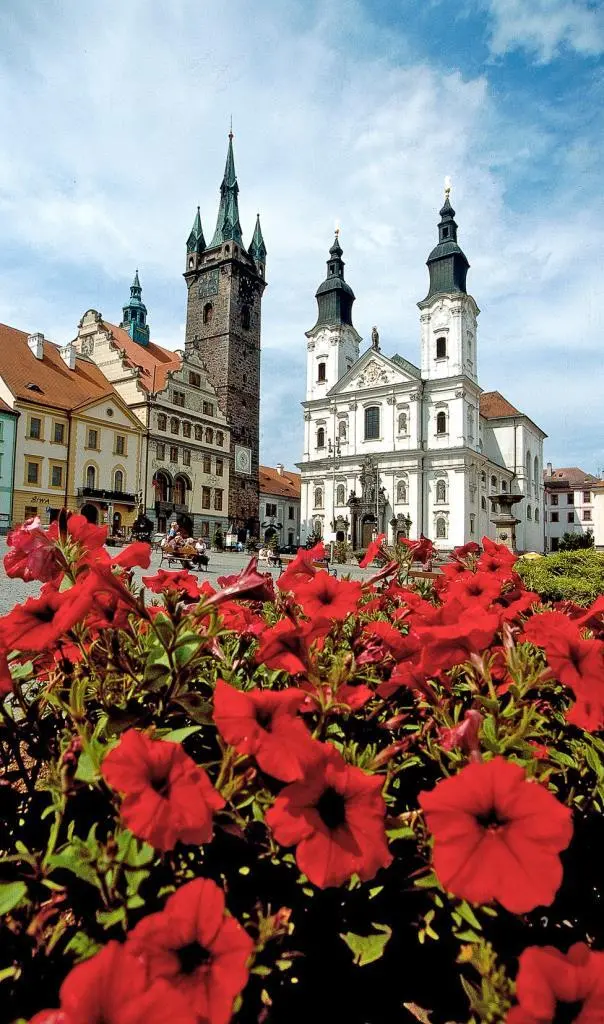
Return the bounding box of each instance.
[198,269,219,299]
[234,445,252,475]
[239,276,255,304]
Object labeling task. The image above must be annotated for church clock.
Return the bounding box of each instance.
[239,275,255,304]
[198,269,219,298]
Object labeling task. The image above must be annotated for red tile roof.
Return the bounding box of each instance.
[0,396,17,415]
[0,323,118,410]
[480,391,521,419]
[259,465,301,499]
[101,321,181,393]
[544,467,599,488]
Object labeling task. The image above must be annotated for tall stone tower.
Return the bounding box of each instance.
[184,132,267,540]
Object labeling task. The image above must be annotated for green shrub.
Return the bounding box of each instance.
[516,548,604,605]
[558,530,594,551]
[333,540,352,564]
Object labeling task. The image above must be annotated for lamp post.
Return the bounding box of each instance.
[327,437,342,552]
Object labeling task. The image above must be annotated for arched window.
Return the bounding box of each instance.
[174,477,186,505]
[338,420,347,441]
[397,480,408,503]
[436,517,447,539]
[317,427,325,449]
[535,508,540,523]
[203,303,213,325]
[527,505,532,520]
[364,406,380,440]
[501,479,508,491]
[205,428,213,444]
[481,496,487,510]
[318,362,326,382]
[336,484,346,505]
[481,471,486,485]
[216,430,224,446]
[241,306,251,330]
[467,408,474,438]
[313,519,323,538]
[85,465,96,489]
[534,455,539,495]
[398,412,407,434]
[436,336,447,359]
[114,469,124,492]
[170,417,179,435]
[436,479,446,503]
[314,487,323,509]
[526,451,532,486]
[436,411,447,435]
[194,425,203,441]
[182,422,191,438]
[157,413,167,431]
[490,475,497,491]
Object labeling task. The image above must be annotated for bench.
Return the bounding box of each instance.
[159,550,209,572]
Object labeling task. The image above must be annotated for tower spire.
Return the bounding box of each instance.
[121,270,150,346]
[186,206,206,255]
[419,181,469,304]
[210,130,244,248]
[312,231,355,329]
[249,213,267,266]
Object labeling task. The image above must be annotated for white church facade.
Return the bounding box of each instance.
[299,191,546,553]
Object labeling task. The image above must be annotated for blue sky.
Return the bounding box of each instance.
[0,0,602,473]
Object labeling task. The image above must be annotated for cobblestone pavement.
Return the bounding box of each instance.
[0,540,378,614]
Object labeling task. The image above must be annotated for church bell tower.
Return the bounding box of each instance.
[184,132,267,540]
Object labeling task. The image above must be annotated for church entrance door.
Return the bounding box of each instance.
[361,516,377,549]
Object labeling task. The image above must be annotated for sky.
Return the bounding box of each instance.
[0,0,602,473]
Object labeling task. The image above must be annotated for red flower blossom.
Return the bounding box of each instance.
[452,541,481,560]
[523,613,604,695]
[439,709,483,761]
[208,557,274,606]
[213,679,321,782]
[0,645,14,696]
[217,601,265,638]
[294,574,363,622]
[419,757,573,913]
[29,940,196,1024]
[266,745,393,888]
[477,536,518,577]
[362,620,420,662]
[142,569,201,599]
[5,517,61,583]
[55,512,108,552]
[448,571,503,607]
[416,608,500,674]
[277,542,327,592]
[359,533,387,568]
[440,559,473,581]
[255,617,329,675]
[0,586,93,652]
[398,533,435,565]
[508,942,604,1023]
[127,877,253,1024]
[102,730,224,852]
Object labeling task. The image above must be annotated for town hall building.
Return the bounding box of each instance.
[299,188,546,553]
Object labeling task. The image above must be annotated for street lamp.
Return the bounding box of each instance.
[327,437,342,556]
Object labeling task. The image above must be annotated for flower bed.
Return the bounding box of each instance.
[1,516,604,1023]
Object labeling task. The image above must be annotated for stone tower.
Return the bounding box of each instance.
[120,270,150,346]
[184,132,267,540]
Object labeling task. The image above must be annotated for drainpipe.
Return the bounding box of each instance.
[64,411,72,511]
[10,409,19,528]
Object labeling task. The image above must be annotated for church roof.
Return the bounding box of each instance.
[100,321,181,393]
[0,322,118,410]
[259,465,301,499]
[479,391,522,419]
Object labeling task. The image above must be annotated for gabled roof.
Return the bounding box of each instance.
[326,346,420,398]
[544,467,600,489]
[479,391,521,419]
[259,465,301,499]
[0,396,17,415]
[0,323,119,411]
[100,321,181,393]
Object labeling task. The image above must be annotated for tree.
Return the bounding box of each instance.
[558,531,594,551]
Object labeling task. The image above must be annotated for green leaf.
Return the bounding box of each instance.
[96,906,127,929]
[548,749,576,769]
[583,744,603,778]
[47,852,102,890]
[340,923,392,966]
[0,966,20,983]
[152,613,174,646]
[454,928,482,942]
[456,901,482,931]
[252,965,272,977]
[75,751,99,784]
[414,872,440,890]
[160,726,201,744]
[64,931,102,962]
[0,881,27,915]
[173,692,214,725]
[173,634,203,667]
[9,661,33,681]
[386,826,415,840]
[481,717,499,749]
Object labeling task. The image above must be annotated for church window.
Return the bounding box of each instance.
[364,406,380,440]
[442,227,449,239]
[170,417,179,435]
[436,337,447,359]
[202,487,211,509]
[526,451,532,486]
[114,470,124,492]
[216,458,223,476]
[205,428,214,443]
[203,303,213,325]
[266,502,277,517]
[398,412,407,434]
[216,430,224,446]
[314,487,323,509]
[338,420,347,441]
[469,514,475,534]
[214,489,223,511]
[314,519,323,538]
[481,496,487,510]
[436,411,447,435]
[436,517,447,539]
[158,414,167,431]
[173,390,185,407]
[527,505,532,520]
[336,484,346,505]
[501,480,508,491]
[567,493,574,505]
[194,424,203,441]
[317,427,325,449]
[535,457,540,493]
[535,508,540,523]
[490,475,497,491]
[436,479,446,503]
[318,362,326,382]
[583,490,591,504]
[242,306,251,330]
[183,422,191,437]
[397,480,408,503]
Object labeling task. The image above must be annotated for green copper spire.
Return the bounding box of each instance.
[121,269,150,346]
[249,213,267,264]
[420,181,469,305]
[186,206,206,254]
[210,131,244,248]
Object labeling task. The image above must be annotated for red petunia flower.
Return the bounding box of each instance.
[359,533,387,568]
[452,541,481,560]
[266,744,393,888]
[523,613,604,694]
[439,709,483,761]
[208,556,274,606]
[398,533,435,565]
[127,877,253,1024]
[142,569,201,599]
[102,730,224,852]
[508,942,604,1023]
[0,586,93,652]
[254,617,329,675]
[419,757,573,913]
[277,542,327,592]
[5,517,62,583]
[28,939,196,1024]
[416,608,500,675]
[477,536,518,577]
[294,574,363,622]
[217,600,265,638]
[213,679,321,782]
[448,571,503,608]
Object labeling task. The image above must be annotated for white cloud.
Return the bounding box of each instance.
[0,0,601,475]
[483,0,604,61]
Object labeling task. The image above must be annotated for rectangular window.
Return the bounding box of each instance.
[568,511,575,523]
[182,422,191,438]
[550,493,558,506]
[29,416,42,439]
[53,422,65,444]
[115,434,125,455]
[364,406,380,440]
[583,509,592,521]
[87,428,98,449]
[201,521,210,537]
[24,505,37,520]
[188,372,202,388]
[551,511,559,522]
[202,487,211,510]
[216,431,224,447]
[169,446,178,463]
[583,491,591,504]
[317,362,326,382]
[567,493,574,504]
[156,443,165,460]
[51,465,63,487]
[203,401,214,416]
[173,390,185,407]
[289,505,295,520]
[215,458,223,477]
[27,461,39,484]
[182,449,191,467]
[203,455,211,474]
[214,489,223,511]
[266,502,277,517]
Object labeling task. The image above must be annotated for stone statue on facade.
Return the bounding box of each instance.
[371,326,380,351]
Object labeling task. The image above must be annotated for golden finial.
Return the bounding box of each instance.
[444,175,452,199]
[334,221,340,238]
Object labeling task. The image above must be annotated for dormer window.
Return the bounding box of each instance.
[26,382,43,392]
